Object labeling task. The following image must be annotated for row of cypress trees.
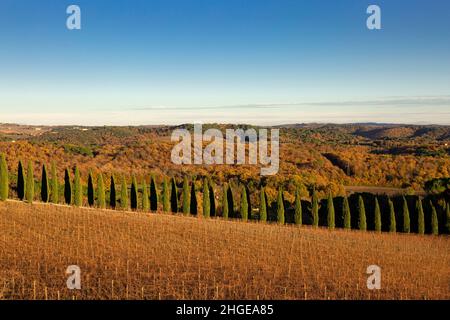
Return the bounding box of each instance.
[0,154,449,235]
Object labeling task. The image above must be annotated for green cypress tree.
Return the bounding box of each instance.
[294,187,302,226]
[25,161,34,203]
[73,167,82,207]
[430,201,439,235]
[87,170,95,207]
[311,190,319,227]
[51,162,58,204]
[142,179,150,211]
[190,180,198,215]
[402,196,410,233]
[357,195,367,231]
[150,174,158,212]
[374,197,381,232]
[445,202,450,234]
[97,173,106,209]
[170,177,178,213]
[240,184,248,221]
[41,164,49,203]
[327,191,335,230]
[209,183,216,217]
[416,198,425,235]
[388,198,396,233]
[342,196,351,229]
[227,186,235,218]
[0,153,9,201]
[17,160,25,201]
[276,187,285,225]
[260,186,267,222]
[222,183,229,220]
[162,177,170,212]
[131,175,138,210]
[64,168,72,205]
[182,176,190,215]
[203,178,210,218]
[120,176,128,210]
[110,175,116,209]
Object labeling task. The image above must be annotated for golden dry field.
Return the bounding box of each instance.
[0,200,449,300]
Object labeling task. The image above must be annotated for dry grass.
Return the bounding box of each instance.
[0,200,448,300]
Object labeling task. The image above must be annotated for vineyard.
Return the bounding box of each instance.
[0,200,449,300]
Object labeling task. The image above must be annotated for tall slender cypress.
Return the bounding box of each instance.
[110,175,116,209]
[357,195,367,231]
[374,197,381,232]
[203,178,210,218]
[0,153,8,201]
[430,201,439,235]
[260,186,267,222]
[294,187,302,226]
[120,176,128,210]
[64,168,72,205]
[97,173,106,209]
[41,164,49,203]
[276,187,285,225]
[388,198,396,233]
[327,191,335,230]
[416,198,425,235]
[73,167,82,207]
[209,183,216,217]
[190,179,197,215]
[17,160,25,200]
[227,186,235,218]
[402,196,410,233]
[343,196,351,229]
[26,161,34,203]
[87,170,95,207]
[311,190,319,227]
[240,184,248,221]
[222,183,229,220]
[170,177,178,213]
[182,176,190,215]
[131,175,138,210]
[51,162,58,204]
[142,179,150,211]
[445,202,450,234]
[150,175,158,212]
[162,177,170,212]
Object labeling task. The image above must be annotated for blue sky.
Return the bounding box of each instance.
[0,0,449,125]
